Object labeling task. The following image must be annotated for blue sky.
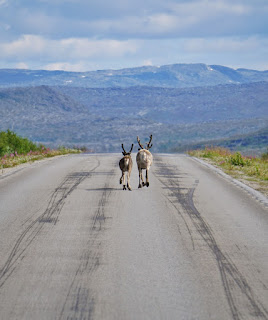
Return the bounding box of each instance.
[0,0,267,71]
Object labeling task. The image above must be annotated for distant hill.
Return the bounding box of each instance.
[0,86,89,143]
[171,127,268,155]
[57,82,268,124]
[0,82,267,152]
[0,64,268,88]
[0,85,88,114]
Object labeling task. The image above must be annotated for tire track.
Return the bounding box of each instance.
[154,156,268,320]
[0,159,100,289]
[59,168,115,320]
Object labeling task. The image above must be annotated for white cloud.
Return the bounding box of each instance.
[0,35,138,62]
[1,34,267,71]
[60,38,137,58]
[142,59,153,66]
[43,62,88,72]
[147,14,178,31]
[15,62,29,69]
[132,36,268,71]
[0,0,8,6]
[0,0,267,71]
[87,14,183,38]
[0,35,46,58]
[1,0,268,42]
[72,0,263,39]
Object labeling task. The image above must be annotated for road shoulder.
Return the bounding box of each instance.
[192,156,268,208]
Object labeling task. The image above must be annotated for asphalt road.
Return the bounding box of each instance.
[0,153,267,320]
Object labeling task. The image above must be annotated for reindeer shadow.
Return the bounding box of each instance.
[85,187,117,192]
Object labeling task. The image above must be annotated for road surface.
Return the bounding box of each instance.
[0,153,267,320]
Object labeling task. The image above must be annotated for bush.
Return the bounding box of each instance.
[228,152,252,167]
[229,152,246,166]
[0,130,41,156]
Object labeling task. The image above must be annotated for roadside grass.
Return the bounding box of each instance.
[0,147,82,171]
[188,147,268,196]
[0,130,83,172]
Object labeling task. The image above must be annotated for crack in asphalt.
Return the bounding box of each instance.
[154,156,268,320]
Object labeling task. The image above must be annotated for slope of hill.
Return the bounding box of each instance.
[0,85,88,114]
[0,82,267,152]
[57,82,268,124]
[0,85,90,143]
[171,127,268,155]
[1,64,268,88]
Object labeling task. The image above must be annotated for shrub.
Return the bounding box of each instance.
[0,130,41,156]
[229,152,247,166]
[0,130,82,170]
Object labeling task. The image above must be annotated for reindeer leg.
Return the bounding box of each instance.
[138,169,142,188]
[142,169,146,186]
[146,169,149,187]
[122,172,127,190]
[120,172,123,185]
[127,171,132,191]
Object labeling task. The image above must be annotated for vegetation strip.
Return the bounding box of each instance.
[0,130,82,171]
[188,147,268,197]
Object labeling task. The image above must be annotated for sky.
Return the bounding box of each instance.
[0,0,268,72]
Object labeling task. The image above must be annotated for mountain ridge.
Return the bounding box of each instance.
[1,63,268,88]
[0,82,267,152]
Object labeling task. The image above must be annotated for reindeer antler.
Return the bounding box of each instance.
[121,144,127,155]
[129,144,134,153]
[146,134,153,149]
[122,143,134,155]
[137,136,144,149]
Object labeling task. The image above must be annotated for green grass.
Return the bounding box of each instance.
[0,147,82,170]
[0,129,43,156]
[188,147,268,196]
[0,130,82,170]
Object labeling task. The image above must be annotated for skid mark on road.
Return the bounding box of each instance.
[154,156,268,320]
[92,183,113,232]
[40,171,96,225]
[0,160,100,290]
[59,168,115,320]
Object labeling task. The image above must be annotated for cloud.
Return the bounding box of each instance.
[142,59,153,66]
[0,35,46,59]
[2,0,268,41]
[0,34,267,71]
[15,62,29,69]
[0,0,8,6]
[0,0,267,71]
[43,62,91,72]
[61,0,267,39]
[122,36,268,71]
[0,34,138,62]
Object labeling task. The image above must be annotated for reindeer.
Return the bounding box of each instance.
[136,135,153,188]
[119,144,134,191]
